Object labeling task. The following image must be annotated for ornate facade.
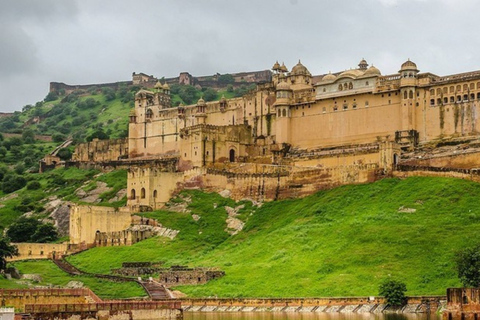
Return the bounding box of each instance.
[122,58,480,208]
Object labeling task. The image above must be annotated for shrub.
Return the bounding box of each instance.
[379,279,407,306]
[26,181,41,190]
[1,174,27,193]
[455,243,480,287]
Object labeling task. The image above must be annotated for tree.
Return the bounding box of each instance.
[218,74,234,84]
[6,218,40,243]
[179,85,198,104]
[203,88,218,102]
[44,91,58,102]
[57,148,72,161]
[0,237,18,271]
[1,174,27,193]
[31,224,58,243]
[86,129,109,142]
[379,279,407,306]
[22,129,35,144]
[455,243,480,287]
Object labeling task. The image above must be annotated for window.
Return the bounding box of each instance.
[409,91,414,99]
[282,109,286,117]
[437,98,442,105]
[450,96,454,103]
[343,104,348,110]
[457,95,462,102]
[430,89,435,96]
[450,86,455,93]
[463,84,468,91]
[322,107,326,113]
[146,109,153,119]
[430,99,435,106]
[141,188,146,199]
[366,81,369,86]
[333,106,338,111]
[153,190,157,198]
[365,101,369,107]
[352,103,357,109]
[404,91,408,99]
[229,149,235,162]
[444,97,448,104]
[130,189,136,200]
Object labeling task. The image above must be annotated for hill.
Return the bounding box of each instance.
[55,176,478,298]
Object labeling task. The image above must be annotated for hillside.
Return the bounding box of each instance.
[54,176,478,298]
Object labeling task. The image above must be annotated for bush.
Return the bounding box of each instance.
[26,181,41,190]
[44,91,58,102]
[455,243,480,287]
[379,279,407,306]
[1,174,27,193]
[6,217,40,242]
[203,88,217,102]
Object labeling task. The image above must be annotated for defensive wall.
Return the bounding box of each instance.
[71,138,128,163]
[69,205,132,245]
[444,288,480,319]
[49,81,133,95]
[0,289,101,311]
[10,243,69,261]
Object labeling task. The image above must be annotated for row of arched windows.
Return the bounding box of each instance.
[130,188,158,200]
[338,82,354,91]
[430,92,480,106]
[430,82,480,97]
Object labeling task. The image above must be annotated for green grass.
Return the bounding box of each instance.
[11,260,146,299]
[65,177,480,298]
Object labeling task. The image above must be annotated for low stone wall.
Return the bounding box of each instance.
[0,289,100,311]
[181,296,445,313]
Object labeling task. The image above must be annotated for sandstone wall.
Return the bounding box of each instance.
[69,205,131,245]
[72,138,128,162]
[10,243,69,261]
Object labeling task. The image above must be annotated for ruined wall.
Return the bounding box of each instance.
[49,81,132,95]
[158,268,225,286]
[9,243,69,261]
[94,229,154,247]
[69,205,131,245]
[72,138,128,162]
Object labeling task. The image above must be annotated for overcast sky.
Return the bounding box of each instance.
[1,0,479,112]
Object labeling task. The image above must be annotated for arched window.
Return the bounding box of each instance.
[409,91,414,99]
[404,91,408,99]
[444,97,448,104]
[348,82,353,90]
[450,96,454,103]
[338,84,343,91]
[463,84,468,91]
[470,83,475,90]
[343,83,348,90]
[436,88,442,95]
[443,87,448,94]
[130,189,136,200]
[456,85,461,92]
[146,109,153,119]
[282,109,286,117]
[229,149,235,162]
[450,86,455,93]
[277,109,281,117]
[141,188,146,199]
[430,89,435,96]
[153,190,158,198]
[437,98,442,105]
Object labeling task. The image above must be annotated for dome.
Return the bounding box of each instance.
[272,61,280,70]
[280,62,288,73]
[338,69,364,79]
[322,72,337,82]
[154,81,163,89]
[197,97,206,105]
[400,59,418,71]
[364,65,381,76]
[291,60,311,76]
[162,82,170,90]
[276,81,291,91]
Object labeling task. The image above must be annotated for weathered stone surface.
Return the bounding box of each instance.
[398,206,417,213]
[49,202,71,236]
[65,281,84,288]
[21,274,42,282]
[108,188,127,203]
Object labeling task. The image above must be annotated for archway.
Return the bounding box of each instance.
[229,149,235,162]
[130,189,136,200]
[393,154,399,166]
[141,188,146,199]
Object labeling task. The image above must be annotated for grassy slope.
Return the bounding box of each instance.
[64,177,480,298]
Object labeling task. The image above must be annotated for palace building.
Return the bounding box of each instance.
[107,58,480,209]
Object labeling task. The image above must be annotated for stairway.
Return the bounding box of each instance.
[139,280,170,300]
[52,259,83,275]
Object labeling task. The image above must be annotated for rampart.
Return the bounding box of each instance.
[72,138,128,162]
[49,81,132,95]
[0,288,101,311]
[158,266,225,286]
[69,205,132,245]
[10,243,69,261]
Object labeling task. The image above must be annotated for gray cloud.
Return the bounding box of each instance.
[1,0,480,112]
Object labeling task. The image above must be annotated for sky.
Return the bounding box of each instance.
[1,0,480,112]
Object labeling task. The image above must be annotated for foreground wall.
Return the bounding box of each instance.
[10,243,69,261]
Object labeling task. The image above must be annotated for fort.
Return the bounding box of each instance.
[32,57,480,269]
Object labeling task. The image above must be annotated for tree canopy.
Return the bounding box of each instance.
[456,243,480,287]
[0,237,18,271]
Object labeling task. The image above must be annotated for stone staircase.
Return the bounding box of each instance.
[52,259,83,275]
[139,280,170,300]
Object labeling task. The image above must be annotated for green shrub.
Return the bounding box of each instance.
[26,181,41,190]
[379,279,407,306]
[455,243,480,287]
